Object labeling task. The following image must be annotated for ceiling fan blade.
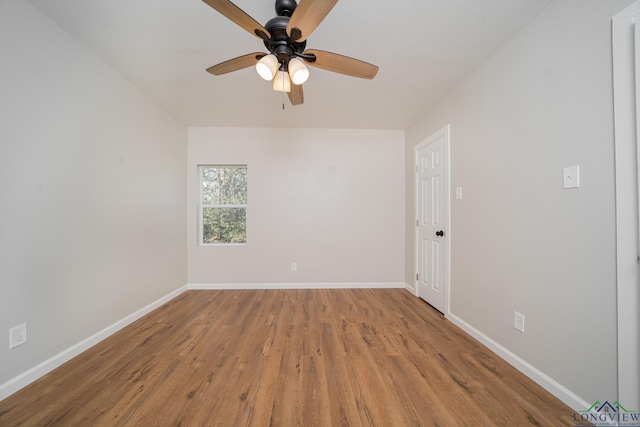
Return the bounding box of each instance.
[287,0,338,42]
[304,50,379,79]
[288,84,304,105]
[206,52,266,75]
[202,0,271,40]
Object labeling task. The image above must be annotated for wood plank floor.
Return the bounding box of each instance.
[0,289,577,426]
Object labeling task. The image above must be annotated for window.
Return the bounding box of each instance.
[199,165,247,245]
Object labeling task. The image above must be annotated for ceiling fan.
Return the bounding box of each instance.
[202,0,379,106]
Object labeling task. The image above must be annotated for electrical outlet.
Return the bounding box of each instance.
[291,262,297,272]
[513,312,525,333]
[455,186,463,200]
[9,323,27,349]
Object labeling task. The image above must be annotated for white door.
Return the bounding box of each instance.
[415,126,449,313]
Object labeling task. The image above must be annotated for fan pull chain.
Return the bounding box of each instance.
[282,71,286,110]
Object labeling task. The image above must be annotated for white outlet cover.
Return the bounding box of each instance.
[563,165,580,189]
[9,323,27,349]
[455,187,463,200]
[513,312,525,333]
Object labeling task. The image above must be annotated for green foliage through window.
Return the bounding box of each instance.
[200,166,247,244]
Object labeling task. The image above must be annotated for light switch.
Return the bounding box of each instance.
[563,166,580,189]
[455,187,463,200]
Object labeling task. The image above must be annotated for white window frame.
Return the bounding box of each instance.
[198,165,247,247]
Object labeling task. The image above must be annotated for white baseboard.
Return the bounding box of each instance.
[0,285,188,401]
[404,281,416,294]
[188,282,406,290]
[446,312,590,412]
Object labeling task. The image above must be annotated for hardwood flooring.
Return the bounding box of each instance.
[0,289,577,426]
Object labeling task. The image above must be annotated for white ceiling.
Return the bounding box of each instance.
[27,0,552,129]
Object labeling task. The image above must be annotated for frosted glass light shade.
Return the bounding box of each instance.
[273,70,291,92]
[288,58,309,85]
[255,54,278,81]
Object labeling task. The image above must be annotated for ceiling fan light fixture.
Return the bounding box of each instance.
[255,54,279,81]
[273,69,291,92]
[202,0,380,106]
[288,57,309,85]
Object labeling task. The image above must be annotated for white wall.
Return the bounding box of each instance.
[188,127,404,286]
[405,0,635,407]
[0,0,187,389]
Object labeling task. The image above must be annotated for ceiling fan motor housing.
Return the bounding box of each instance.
[265,0,306,67]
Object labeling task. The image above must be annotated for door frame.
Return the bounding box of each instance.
[414,125,451,316]
[613,0,640,407]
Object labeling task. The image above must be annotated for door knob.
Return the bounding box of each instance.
[436,230,444,237]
